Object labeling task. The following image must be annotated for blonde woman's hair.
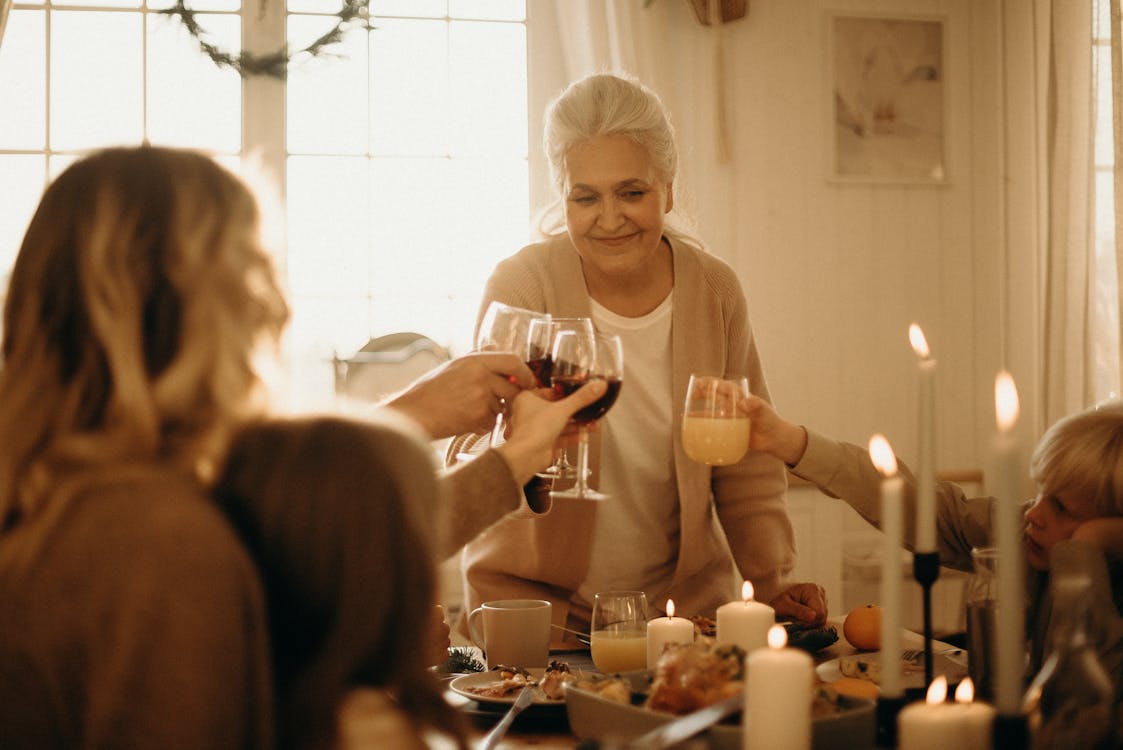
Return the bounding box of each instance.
[1030,400,1123,517]
[0,145,289,551]
[535,72,701,245]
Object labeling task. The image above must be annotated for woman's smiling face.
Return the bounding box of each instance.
[562,134,673,281]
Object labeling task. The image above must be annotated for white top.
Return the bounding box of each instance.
[574,293,679,611]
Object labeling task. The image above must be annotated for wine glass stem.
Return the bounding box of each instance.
[574,426,591,491]
[489,412,505,447]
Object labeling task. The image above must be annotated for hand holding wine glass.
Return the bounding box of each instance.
[549,330,624,501]
[682,374,751,466]
[527,316,595,479]
[475,302,550,445]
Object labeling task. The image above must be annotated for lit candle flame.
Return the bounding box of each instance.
[767,624,787,650]
[926,674,948,704]
[742,580,755,603]
[868,434,898,477]
[955,677,975,703]
[908,323,931,360]
[995,371,1020,432]
[666,599,676,619]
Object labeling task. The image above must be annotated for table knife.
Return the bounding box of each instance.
[624,692,742,749]
[477,685,535,750]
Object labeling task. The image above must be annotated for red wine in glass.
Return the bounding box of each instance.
[549,330,624,501]
[551,376,622,423]
[526,349,553,387]
[529,317,594,480]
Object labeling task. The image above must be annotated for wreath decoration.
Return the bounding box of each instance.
[162,0,373,79]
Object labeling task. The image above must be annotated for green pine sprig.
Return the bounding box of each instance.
[162,0,374,80]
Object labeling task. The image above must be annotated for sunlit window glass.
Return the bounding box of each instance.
[288,13,368,154]
[286,1,528,368]
[0,0,528,410]
[0,11,46,150]
[51,11,144,150]
[147,12,241,152]
[450,0,525,22]
[371,0,445,18]
[0,155,45,273]
[370,18,448,154]
[449,19,526,155]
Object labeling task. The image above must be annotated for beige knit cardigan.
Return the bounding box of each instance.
[456,234,795,640]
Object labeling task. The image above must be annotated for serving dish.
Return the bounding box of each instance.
[566,670,876,750]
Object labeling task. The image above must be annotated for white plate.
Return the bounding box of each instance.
[815,649,968,690]
[447,668,564,706]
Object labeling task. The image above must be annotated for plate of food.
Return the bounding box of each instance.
[815,648,968,692]
[448,661,578,706]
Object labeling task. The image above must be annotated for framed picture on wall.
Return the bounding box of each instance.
[828,12,947,185]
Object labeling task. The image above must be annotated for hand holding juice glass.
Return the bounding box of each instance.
[682,374,751,466]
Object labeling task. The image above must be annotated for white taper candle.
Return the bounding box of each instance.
[909,324,937,552]
[870,434,903,698]
[990,371,1025,714]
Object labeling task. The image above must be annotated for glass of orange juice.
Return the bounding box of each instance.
[590,591,648,673]
[682,374,751,466]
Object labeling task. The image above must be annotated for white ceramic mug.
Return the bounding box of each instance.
[467,599,552,668]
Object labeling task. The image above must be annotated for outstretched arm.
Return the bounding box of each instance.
[382,351,535,438]
[435,380,607,558]
[739,394,808,467]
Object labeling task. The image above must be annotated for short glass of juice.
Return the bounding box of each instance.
[682,374,751,466]
[590,591,649,673]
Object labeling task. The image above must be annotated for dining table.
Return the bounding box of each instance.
[440,618,966,749]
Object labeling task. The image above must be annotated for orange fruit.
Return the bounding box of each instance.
[842,604,882,650]
[831,676,880,700]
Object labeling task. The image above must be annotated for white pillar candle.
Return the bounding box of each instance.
[990,371,1025,714]
[743,625,813,750]
[646,599,694,668]
[898,677,995,750]
[870,434,903,698]
[909,324,937,552]
[716,580,775,654]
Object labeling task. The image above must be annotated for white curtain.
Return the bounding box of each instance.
[1111,0,1123,400]
[526,0,743,261]
[1039,0,1097,425]
[527,0,675,217]
[0,0,13,51]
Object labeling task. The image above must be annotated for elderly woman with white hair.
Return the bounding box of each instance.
[457,72,828,642]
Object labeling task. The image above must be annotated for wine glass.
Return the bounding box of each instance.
[475,302,550,445]
[549,330,624,501]
[590,591,649,673]
[527,316,595,480]
[681,374,751,466]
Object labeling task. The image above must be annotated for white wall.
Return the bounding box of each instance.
[529,0,1044,485]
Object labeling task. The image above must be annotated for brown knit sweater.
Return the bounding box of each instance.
[0,478,274,750]
[456,234,795,638]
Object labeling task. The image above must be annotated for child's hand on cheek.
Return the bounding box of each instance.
[1071,517,1123,561]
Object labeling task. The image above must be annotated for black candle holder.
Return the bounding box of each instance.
[876,694,909,748]
[993,712,1029,749]
[912,550,940,688]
